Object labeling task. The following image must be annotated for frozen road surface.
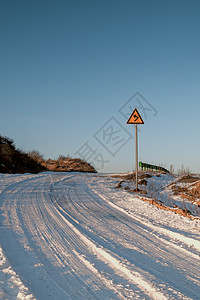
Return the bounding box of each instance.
[0,172,200,299]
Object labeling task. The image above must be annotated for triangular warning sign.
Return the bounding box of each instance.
[127,108,144,124]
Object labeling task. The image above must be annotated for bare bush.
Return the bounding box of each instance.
[28,150,44,162]
[57,155,66,161]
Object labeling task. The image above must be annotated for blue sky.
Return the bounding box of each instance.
[1,0,200,173]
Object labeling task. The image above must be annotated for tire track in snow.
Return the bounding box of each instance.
[72,249,126,300]
[2,174,129,299]
[1,175,75,300]
[93,189,200,253]
[42,174,156,299]
[52,174,199,299]
[53,199,168,300]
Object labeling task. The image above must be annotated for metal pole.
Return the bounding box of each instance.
[135,124,138,191]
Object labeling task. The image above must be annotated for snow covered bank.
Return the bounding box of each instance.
[111,172,200,218]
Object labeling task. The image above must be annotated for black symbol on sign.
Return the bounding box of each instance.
[134,114,139,122]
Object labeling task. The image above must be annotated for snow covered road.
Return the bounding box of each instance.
[0,172,200,299]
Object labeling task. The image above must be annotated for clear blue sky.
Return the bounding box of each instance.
[1,0,200,173]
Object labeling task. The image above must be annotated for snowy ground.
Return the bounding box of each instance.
[0,172,200,299]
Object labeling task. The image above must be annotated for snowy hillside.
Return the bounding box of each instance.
[0,172,200,299]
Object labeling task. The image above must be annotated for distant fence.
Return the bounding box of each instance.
[139,161,169,173]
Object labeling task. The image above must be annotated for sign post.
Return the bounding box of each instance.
[127,108,144,191]
[135,124,138,190]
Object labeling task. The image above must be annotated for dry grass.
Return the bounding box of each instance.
[42,158,96,173]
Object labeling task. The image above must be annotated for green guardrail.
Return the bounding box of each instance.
[139,161,169,173]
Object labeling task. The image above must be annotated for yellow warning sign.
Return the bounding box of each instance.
[127,108,144,124]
